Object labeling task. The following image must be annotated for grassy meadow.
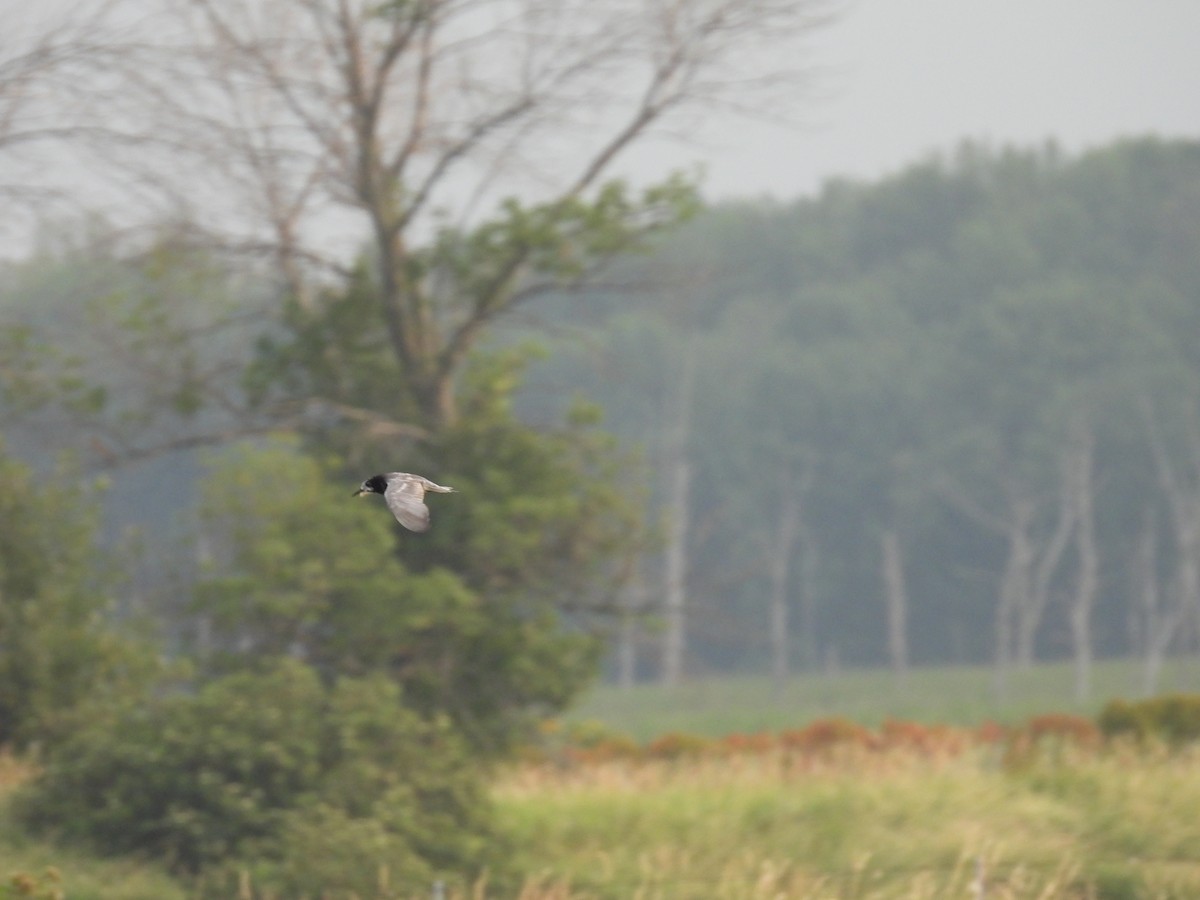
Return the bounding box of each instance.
[2,659,1200,898]
[498,736,1200,899]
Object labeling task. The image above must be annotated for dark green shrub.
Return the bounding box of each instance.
[1097,694,1200,745]
[230,805,431,898]
[1150,694,1200,743]
[19,660,501,889]
[1097,698,1148,740]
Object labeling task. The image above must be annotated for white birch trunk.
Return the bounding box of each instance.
[660,340,697,686]
[993,497,1034,702]
[768,476,800,693]
[881,527,909,683]
[1068,423,1098,703]
[1133,510,1177,696]
[1142,399,1200,672]
[1017,463,1075,668]
[617,572,645,690]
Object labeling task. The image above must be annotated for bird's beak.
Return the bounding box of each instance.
[352,488,367,497]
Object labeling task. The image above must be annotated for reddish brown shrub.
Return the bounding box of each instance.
[719,731,775,756]
[878,719,967,757]
[975,720,1009,745]
[646,731,712,760]
[779,718,876,755]
[1026,713,1101,748]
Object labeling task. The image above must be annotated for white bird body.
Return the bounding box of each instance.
[353,472,454,532]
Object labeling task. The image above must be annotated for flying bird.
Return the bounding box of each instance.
[353,472,455,532]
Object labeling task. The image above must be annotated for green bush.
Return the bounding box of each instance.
[194,437,625,758]
[18,660,502,890]
[0,447,158,748]
[1097,694,1200,745]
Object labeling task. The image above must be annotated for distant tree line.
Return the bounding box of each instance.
[527,137,1200,701]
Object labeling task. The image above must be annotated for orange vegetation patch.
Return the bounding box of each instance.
[1025,712,1101,747]
[527,711,1126,773]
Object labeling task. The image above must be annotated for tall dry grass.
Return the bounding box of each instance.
[492,722,1200,899]
[3,715,1200,898]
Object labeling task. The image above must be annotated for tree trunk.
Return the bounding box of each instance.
[617,571,645,690]
[768,475,800,694]
[993,496,1034,702]
[660,339,697,687]
[662,457,690,686]
[1017,462,1075,668]
[1174,519,1200,655]
[1068,422,1098,704]
[1132,508,1177,695]
[795,475,820,672]
[881,527,909,684]
[1142,398,1200,671]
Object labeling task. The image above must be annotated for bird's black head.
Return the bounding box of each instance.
[353,474,388,496]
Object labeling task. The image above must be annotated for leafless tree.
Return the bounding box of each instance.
[5,0,837,466]
[934,465,1074,702]
[764,457,818,691]
[880,526,909,685]
[1017,457,1076,668]
[107,0,838,431]
[660,330,697,686]
[1141,397,1200,672]
[0,2,128,239]
[1130,506,1176,695]
[615,567,647,689]
[1065,418,1098,702]
[767,469,801,692]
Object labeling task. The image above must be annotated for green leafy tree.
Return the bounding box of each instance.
[19,660,500,891]
[0,443,156,747]
[195,392,643,754]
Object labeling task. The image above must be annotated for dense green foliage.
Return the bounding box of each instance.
[1098,693,1200,745]
[18,661,499,892]
[196,348,643,756]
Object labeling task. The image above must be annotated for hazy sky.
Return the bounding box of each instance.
[5,0,1198,258]
[626,0,1200,202]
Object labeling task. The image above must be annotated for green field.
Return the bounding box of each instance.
[568,658,1200,740]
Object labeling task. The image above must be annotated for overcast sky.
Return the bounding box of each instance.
[624,0,1200,202]
[5,0,1198,259]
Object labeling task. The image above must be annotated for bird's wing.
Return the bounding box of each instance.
[384,478,432,532]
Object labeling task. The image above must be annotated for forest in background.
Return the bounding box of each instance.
[517,137,1200,697]
[5,137,1200,700]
